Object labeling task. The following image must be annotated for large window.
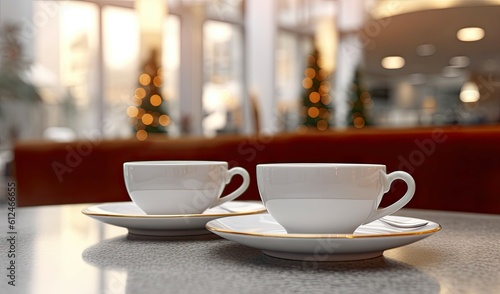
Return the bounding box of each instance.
[276,32,313,131]
[33,1,180,140]
[34,1,99,137]
[276,0,336,131]
[31,0,247,139]
[102,6,180,137]
[202,20,243,136]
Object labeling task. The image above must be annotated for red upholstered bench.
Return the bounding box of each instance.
[12,125,500,214]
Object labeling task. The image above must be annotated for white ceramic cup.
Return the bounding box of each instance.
[257,163,416,234]
[123,161,250,215]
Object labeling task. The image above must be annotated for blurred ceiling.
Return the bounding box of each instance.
[363,4,500,79]
[104,0,500,82]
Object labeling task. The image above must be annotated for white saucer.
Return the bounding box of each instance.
[82,201,266,236]
[206,214,441,261]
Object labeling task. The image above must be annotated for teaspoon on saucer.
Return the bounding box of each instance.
[379,217,429,228]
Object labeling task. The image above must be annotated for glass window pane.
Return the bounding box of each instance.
[59,1,99,133]
[202,20,243,136]
[276,32,314,131]
[34,1,99,138]
[103,5,139,138]
[161,15,181,135]
[205,0,244,21]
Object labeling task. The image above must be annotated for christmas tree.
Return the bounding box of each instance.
[301,49,332,131]
[127,49,170,141]
[348,69,372,128]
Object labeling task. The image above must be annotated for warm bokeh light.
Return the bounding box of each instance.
[321,95,331,105]
[309,92,320,103]
[141,113,154,125]
[317,119,328,131]
[305,68,316,79]
[135,88,146,99]
[159,114,171,126]
[136,108,146,118]
[139,73,151,85]
[317,69,329,81]
[320,81,331,88]
[136,129,148,141]
[360,91,371,103]
[308,107,319,118]
[353,116,365,128]
[321,85,330,95]
[319,85,329,95]
[302,78,313,89]
[150,94,162,106]
[153,76,163,87]
[126,106,139,117]
[319,108,329,119]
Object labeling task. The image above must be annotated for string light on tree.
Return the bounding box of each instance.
[301,49,332,131]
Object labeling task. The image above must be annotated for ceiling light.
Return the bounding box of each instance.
[460,81,480,103]
[381,56,405,69]
[457,27,485,42]
[449,56,470,68]
[416,44,436,56]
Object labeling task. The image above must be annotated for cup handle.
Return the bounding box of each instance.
[362,171,416,224]
[213,167,250,207]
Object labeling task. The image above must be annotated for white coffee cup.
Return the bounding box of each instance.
[123,161,250,215]
[257,163,415,234]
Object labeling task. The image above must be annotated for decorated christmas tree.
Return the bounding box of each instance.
[127,49,170,141]
[301,49,332,131]
[348,69,372,128]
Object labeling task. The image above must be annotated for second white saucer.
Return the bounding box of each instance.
[206,213,441,261]
[82,201,266,236]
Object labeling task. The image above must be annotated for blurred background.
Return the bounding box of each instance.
[1,0,500,149]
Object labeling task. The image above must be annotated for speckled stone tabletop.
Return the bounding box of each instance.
[1,204,499,294]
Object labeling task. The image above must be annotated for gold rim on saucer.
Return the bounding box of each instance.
[206,218,441,239]
[81,201,266,219]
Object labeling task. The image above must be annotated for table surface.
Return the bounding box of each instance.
[1,203,500,294]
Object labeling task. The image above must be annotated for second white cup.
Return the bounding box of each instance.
[257,163,416,234]
[124,161,250,215]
